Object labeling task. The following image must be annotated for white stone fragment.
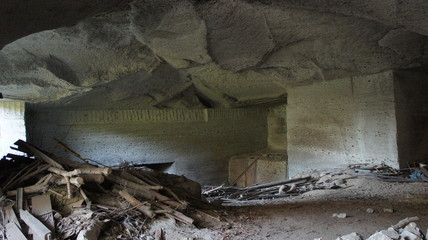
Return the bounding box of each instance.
[379,229,400,239]
[383,208,394,213]
[367,231,395,240]
[400,230,423,240]
[403,222,422,236]
[366,208,375,213]
[335,232,362,240]
[332,213,347,218]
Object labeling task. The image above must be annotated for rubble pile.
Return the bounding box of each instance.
[203,174,349,203]
[349,163,428,182]
[203,162,428,204]
[334,216,427,240]
[0,140,206,240]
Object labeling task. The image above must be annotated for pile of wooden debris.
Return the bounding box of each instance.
[349,163,428,182]
[0,140,206,240]
[203,162,428,204]
[203,175,347,204]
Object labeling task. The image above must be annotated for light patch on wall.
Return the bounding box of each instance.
[0,100,26,157]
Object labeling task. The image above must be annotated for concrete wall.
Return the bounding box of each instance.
[287,71,399,177]
[0,101,25,157]
[26,107,268,184]
[394,69,428,166]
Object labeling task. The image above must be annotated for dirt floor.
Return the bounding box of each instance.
[147,173,428,240]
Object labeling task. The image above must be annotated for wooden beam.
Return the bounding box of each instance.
[19,210,52,240]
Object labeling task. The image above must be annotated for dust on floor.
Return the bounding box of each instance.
[153,175,428,240]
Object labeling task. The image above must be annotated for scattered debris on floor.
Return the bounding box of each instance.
[331,216,427,240]
[1,141,427,240]
[203,162,428,204]
[0,139,213,240]
[203,176,315,203]
[203,168,355,203]
[349,163,428,182]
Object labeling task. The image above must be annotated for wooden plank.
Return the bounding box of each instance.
[19,210,52,240]
[6,222,27,240]
[243,176,311,191]
[118,190,155,218]
[32,195,55,232]
[16,187,23,210]
[230,159,257,186]
[15,140,64,169]
[3,205,21,228]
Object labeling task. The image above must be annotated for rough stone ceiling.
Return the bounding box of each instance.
[0,0,427,108]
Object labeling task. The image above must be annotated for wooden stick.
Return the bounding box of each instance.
[114,184,186,210]
[80,188,91,208]
[130,171,159,186]
[80,174,105,183]
[7,185,48,196]
[16,140,64,170]
[203,185,224,195]
[118,190,155,218]
[64,176,72,199]
[149,190,187,210]
[152,201,193,225]
[118,171,150,186]
[243,176,311,191]
[53,137,91,164]
[3,161,49,191]
[107,175,163,191]
[54,176,84,188]
[392,216,419,230]
[48,167,112,177]
[53,138,109,167]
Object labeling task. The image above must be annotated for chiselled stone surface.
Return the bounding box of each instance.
[130,0,211,69]
[0,0,427,106]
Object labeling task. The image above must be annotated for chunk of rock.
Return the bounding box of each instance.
[403,222,422,236]
[383,208,394,213]
[335,232,362,240]
[366,208,375,213]
[367,231,398,240]
[332,179,345,186]
[380,229,400,239]
[332,213,347,219]
[76,219,103,240]
[400,230,423,240]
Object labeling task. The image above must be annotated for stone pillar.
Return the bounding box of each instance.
[287,71,399,177]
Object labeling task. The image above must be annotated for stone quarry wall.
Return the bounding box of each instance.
[287,71,399,177]
[394,70,428,166]
[26,108,268,184]
[267,104,287,152]
[0,101,26,157]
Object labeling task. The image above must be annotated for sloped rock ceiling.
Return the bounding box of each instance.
[0,0,427,108]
